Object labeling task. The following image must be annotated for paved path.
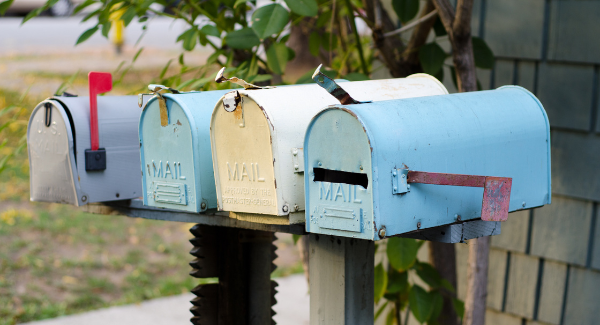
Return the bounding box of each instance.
[21,274,309,325]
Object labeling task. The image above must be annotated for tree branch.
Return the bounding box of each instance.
[453,0,474,38]
[362,0,406,77]
[400,0,437,72]
[431,0,455,37]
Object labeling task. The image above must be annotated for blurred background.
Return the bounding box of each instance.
[1,0,600,324]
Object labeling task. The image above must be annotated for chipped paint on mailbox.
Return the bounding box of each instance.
[211,74,449,224]
[139,90,231,213]
[304,86,551,240]
[27,96,142,206]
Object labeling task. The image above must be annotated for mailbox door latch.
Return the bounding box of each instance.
[392,168,513,222]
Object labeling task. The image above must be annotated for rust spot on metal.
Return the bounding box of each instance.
[176,120,182,125]
[233,104,243,121]
[158,97,168,127]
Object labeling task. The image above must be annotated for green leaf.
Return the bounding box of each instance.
[429,292,444,322]
[248,74,273,83]
[233,0,247,8]
[201,24,220,37]
[374,301,389,321]
[387,237,419,271]
[132,47,144,62]
[295,70,314,84]
[418,42,447,75]
[433,17,447,36]
[374,263,388,304]
[414,262,445,289]
[452,298,465,319]
[22,7,44,24]
[206,50,224,65]
[251,3,289,39]
[433,66,444,83]
[101,22,111,38]
[292,234,301,245]
[284,0,318,17]
[392,0,419,23]
[266,42,289,75]
[178,53,185,66]
[0,0,14,15]
[177,28,198,51]
[121,6,136,26]
[309,32,321,57]
[386,268,408,294]
[472,36,495,69]
[409,285,435,323]
[344,72,369,81]
[76,26,99,45]
[224,28,260,49]
[159,59,172,79]
[72,0,94,15]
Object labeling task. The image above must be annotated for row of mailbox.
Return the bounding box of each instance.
[27,67,551,241]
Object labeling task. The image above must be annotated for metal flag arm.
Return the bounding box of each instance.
[311,64,371,105]
[85,71,112,171]
[392,169,512,222]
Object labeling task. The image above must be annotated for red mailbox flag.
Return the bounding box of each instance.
[88,72,112,151]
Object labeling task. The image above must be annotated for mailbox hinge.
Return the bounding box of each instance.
[291,148,304,173]
[392,168,513,222]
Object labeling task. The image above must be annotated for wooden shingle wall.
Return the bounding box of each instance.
[450,1,600,324]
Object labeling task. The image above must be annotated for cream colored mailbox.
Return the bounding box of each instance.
[210,67,448,225]
[27,72,142,205]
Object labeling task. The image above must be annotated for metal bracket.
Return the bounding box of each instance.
[312,64,371,105]
[391,168,409,194]
[292,148,304,173]
[392,169,513,222]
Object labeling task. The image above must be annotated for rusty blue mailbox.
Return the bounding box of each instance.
[304,86,551,240]
[139,87,231,212]
[27,73,141,205]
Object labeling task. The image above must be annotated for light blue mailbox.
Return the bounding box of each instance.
[304,86,551,241]
[139,88,231,212]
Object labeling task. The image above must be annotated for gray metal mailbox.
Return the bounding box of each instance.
[304,86,551,240]
[27,72,142,205]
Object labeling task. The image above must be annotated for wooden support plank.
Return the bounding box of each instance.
[188,225,277,325]
[309,234,374,324]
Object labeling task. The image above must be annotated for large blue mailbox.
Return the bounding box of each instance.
[304,86,551,240]
[139,89,231,212]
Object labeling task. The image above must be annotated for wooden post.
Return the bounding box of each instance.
[189,225,277,325]
[309,234,374,325]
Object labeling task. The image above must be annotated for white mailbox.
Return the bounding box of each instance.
[210,68,448,225]
[27,72,142,205]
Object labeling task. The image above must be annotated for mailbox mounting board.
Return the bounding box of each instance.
[304,86,551,240]
[28,96,142,206]
[210,74,449,224]
[139,90,230,212]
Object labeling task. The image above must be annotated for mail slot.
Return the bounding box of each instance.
[139,88,231,212]
[304,86,551,240]
[27,73,141,205]
[210,70,448,225]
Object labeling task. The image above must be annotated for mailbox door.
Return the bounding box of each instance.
[140,91,229,212]
[304,108,375,240]
[28,100,80,205]
[211,95,280,216]
[140,96,198,211]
